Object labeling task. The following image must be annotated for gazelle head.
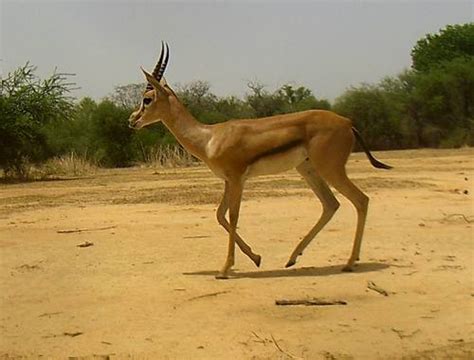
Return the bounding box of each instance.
[129,42,173,129]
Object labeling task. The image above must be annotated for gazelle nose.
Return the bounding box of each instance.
[128,114,139,129]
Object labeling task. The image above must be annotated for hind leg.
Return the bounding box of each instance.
[286,160,340,268]
[323,169,368,271]
[307,125,369,271]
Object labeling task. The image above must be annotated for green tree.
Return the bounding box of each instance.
[0,63,75,179]
[214,96,254,120]
[91,100,135,167]
[45,97,98,159]
[411,23,474,72]
[403,59,473,146]
[175,80,218,121]
[334,84,403,149]
[245,81,285,117]
[278,84,331,113]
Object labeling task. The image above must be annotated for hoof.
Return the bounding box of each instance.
[215,273,229,280]
[342,265,354,272]
[285,259,296,268]
[254,255,262,268]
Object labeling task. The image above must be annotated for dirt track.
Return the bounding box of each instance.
[1,148,473,359]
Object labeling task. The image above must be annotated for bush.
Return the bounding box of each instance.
[0,63,75,180]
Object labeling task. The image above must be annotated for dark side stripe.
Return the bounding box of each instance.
[250,139,303,164]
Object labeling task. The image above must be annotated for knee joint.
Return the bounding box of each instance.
[216,208,227,225]
[324,199,340,214]
[356,195,369,213]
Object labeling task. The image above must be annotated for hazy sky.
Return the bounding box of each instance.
[1,1,472,101]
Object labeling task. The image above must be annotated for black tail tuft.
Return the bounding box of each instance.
[352,127,392,170]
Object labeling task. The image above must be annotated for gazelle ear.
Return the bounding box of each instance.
[141,67,167,95]
[161,76,168,87]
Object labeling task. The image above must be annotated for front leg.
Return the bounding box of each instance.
[216,179,244,279]
[217,181,261,268]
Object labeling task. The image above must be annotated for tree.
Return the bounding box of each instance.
[175,80,218,120]
[91,100,135,167]
[107,83,145,110]
[0,63,75,179]
[333,84,403,149]
[411,23,474,72]
[245,81,285,117]
[45,97,98,159]
[401,58,473,147]
[278,84,331,113]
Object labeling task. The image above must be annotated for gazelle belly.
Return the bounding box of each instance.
[246,146,308,177]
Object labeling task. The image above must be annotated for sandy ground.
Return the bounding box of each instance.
[0,148,473,359]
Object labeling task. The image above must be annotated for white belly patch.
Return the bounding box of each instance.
[246,146,308,177]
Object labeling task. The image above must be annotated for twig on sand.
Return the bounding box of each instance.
[391,328,420,339]
[187,291,229,301]
[38,312,62,317]
[57,225,116,234]
[63,331,83,337]
[275,298,347,306]
[183,235,210,239]
[251,331,268,344]
[270,334,303,360]
[442,213,474,223]
[367,281,389,296]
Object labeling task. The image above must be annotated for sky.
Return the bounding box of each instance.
[1,0,472,101]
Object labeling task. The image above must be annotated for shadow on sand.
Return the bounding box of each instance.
[183,262,389,279]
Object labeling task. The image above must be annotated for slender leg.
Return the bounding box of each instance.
[322,169,369,271]
[305,126,368,271]
[286,160,340,268]
[216,179,244,279]
[216,181,261,267]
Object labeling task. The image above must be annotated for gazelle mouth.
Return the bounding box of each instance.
[129,118,141,129]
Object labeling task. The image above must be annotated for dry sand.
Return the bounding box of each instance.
[0,148,473,359]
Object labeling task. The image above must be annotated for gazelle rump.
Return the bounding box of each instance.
[129,43,392,279]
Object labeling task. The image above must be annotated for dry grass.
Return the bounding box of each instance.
[142,145,197,168]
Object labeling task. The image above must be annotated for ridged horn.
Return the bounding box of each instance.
[145,42,169,91]
[151,41,166,79]
[155,42,170,81]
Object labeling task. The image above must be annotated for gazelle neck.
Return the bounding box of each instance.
[161,94,211,161]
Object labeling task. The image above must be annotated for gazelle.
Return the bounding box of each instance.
[129,43,392,279]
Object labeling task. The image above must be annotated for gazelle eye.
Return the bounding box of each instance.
[143,97,152,105]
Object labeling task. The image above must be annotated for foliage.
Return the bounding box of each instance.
[107,83,145,109]
[0,63,75,179]
[336,55,474,149]
[3,23,473,179]
[246,81,330,117]
[334,84,403,149]
[411,23,474,72]
[90,100,135,167]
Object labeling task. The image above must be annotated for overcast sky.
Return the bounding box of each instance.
[1,1,472,101]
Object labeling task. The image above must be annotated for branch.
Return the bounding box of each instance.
[187,291,229,301]
[367,281,389,296]
[57,225,116,234]
[275,298,347,306]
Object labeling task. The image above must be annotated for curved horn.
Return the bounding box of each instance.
[155,42,170,81]
[145,42,169,91]
[151,41,166,79]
